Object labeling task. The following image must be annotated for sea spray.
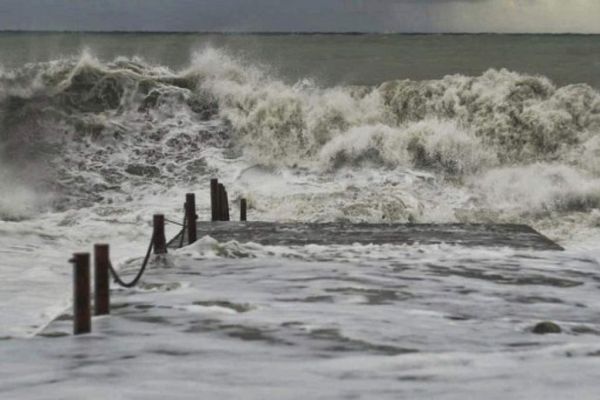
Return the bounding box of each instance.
[0,164,48,220]
[318,120,497,175]
[472,163,600,216]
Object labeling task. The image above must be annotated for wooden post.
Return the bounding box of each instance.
[218,184,229,221]
[217,183,225,221]
[153,214,167,254]
[223,188,230,221]
[240,198,247,222]
[71,253,91,335]
[186,193,197,244]
[94,244,110,316]
[210,179,219,222]
[216,183,223,221]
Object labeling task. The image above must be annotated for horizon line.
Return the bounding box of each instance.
[0,30,599,36]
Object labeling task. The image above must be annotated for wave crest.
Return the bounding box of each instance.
[0,48,599,227]
[184,51,600,174]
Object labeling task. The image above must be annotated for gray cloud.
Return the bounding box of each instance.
[0,0,597,33]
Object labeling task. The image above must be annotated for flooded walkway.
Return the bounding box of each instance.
[4,244,598,399]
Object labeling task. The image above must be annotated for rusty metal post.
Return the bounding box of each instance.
[71,253,91,335]
[186,193,197,244]
[94,244,110,316]
[240,198,247,222]
[210,179,219,222]
[153,214,167,254]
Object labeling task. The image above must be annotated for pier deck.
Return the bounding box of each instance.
[169,222,563,251]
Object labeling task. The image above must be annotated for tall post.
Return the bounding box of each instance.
[240,198,247,222]
[94,244,110,316]
[223,189,230,221]
[153,214,167,254]
[186,193,197,244]
[218,184,228,221]
[211,179,219,222]
[71,253,91,335]
[217,183,225,221]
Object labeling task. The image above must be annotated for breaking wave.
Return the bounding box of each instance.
[0,48,599,229]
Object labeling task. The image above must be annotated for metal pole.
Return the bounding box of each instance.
[71,253,91,335]
[94,244,110,316]
[186,193,197,244]
[153,214,167,254]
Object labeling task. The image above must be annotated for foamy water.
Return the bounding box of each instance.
[0,40,599,397]
[3,242,600,399]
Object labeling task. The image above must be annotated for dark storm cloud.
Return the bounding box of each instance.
[0,0,416,31]
[0,0,597,33]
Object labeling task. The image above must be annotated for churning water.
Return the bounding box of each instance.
[0,33,599,398]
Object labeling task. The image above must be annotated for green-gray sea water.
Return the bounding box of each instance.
[1,33,599,87]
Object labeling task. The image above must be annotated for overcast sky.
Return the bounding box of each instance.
[0,0,598,33]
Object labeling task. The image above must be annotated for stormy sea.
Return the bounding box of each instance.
[1,33,600,399]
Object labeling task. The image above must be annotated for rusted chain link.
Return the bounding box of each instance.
[109,212,189,288]
[165,218,184,227]
[108,233,154,288]
[165,212,187,248]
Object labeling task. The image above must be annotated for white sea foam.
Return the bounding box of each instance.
[472,163,600,215]
[3,244,600,398]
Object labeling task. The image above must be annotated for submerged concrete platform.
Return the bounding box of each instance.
[169,222,563,251]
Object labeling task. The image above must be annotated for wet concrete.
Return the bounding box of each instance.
[170,222,563,251]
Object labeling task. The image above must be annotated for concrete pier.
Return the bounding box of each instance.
[168,222,563,251]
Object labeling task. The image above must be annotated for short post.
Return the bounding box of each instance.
[185,193,197,245]
[153,214,167,254]
[210,179,219,222]
[240,198,247,222]
[71,253,91,335]
[94,244,110,316]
